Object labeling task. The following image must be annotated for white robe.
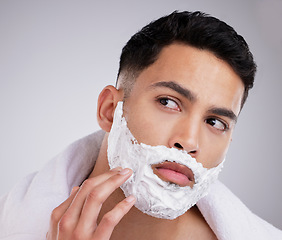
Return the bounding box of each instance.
[0,130,281,240]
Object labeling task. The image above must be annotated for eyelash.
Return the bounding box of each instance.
[156,97,230,132]
[156,97,180,111]
[205,118,229,132]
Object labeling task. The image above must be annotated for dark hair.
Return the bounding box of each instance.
[117,11,256,108]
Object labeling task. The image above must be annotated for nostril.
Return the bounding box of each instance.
[174,143,197,154]
[174,143,183,149]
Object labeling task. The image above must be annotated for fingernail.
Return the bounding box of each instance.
[111,167,122,172]
[119,168,131,175]
[71,186,79,195]
[125,195,136,203]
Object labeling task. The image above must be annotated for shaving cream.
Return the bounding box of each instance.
[107,101,224,219]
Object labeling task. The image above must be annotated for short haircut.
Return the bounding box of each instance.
[117,11,257,108]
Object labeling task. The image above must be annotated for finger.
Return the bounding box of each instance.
[92,195,136,240]
[70,186,79,195]
[75,169,133,233]
[59,168,125,232]
[48,186,79,240]
[56,186,80,216]
[86,167,122,187]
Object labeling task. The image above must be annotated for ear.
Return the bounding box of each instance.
[97,85,123,132]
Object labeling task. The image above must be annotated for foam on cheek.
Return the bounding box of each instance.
[107,101,224,219]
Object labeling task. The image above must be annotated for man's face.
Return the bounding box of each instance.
[121,43,244,172]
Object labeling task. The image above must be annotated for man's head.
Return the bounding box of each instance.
[96,10,256,217]
[98,10,256,170]
[117,11,256,108]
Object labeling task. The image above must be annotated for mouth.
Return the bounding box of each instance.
[152,161,195,187]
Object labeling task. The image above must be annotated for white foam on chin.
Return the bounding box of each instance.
[107,101,224,219]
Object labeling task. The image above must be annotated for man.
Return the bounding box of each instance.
[0,11,281,240]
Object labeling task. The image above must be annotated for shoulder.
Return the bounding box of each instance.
[197,181,282,239]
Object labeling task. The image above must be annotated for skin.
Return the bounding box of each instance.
[47,43,244,240]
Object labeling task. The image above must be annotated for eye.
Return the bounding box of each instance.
[206,118,228,131]
[158,97,180,111]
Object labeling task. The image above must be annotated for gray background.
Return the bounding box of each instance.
[0,0,281,229]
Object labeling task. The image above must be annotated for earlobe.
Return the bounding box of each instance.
[97,85,123,132]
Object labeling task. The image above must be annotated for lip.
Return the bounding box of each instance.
[152,161,195,187]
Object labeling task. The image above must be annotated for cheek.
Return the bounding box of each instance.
[201,130,232,168]
[126,108,174,146]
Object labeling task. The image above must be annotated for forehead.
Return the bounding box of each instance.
[131,43,244,115]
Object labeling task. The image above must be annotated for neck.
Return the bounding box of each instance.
[89,133,216,240]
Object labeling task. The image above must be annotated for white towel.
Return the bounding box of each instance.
[0,130,281,239]
[0,131,105,240]
[197,181,282,239]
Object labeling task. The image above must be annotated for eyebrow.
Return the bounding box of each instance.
[148,81,197,102]
[148,81,238,122]
[208,107,238,123]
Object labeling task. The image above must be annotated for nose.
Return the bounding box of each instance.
[168,119,200,157]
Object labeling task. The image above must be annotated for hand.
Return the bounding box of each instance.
[46,167,135,240]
